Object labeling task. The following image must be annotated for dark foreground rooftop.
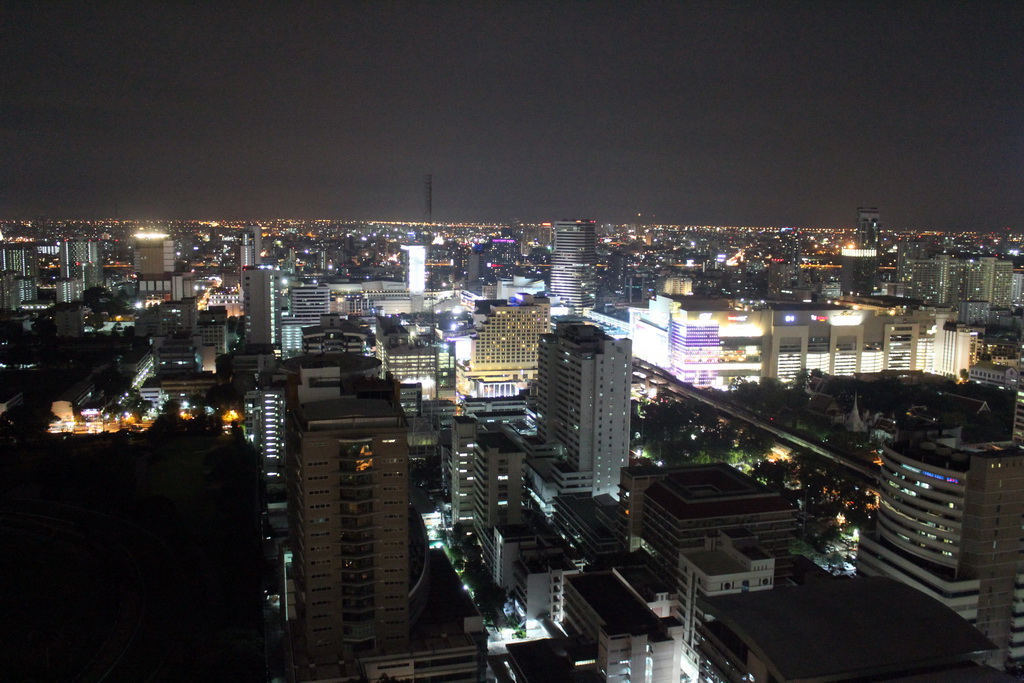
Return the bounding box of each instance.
[699,577,997,681]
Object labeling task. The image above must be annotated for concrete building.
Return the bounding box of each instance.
[696,578,1005,683]
[55,276,85,303]
[242,266,283,347]
[447,415,479,528]
[933,320,983,380]
[631,464,796,605]
[289,284,331,325]
[550,220,597,314]
[839,208,881,296]
[302,315,371,356]
[240,226,262,270]
[905,253,1014,308]
[857,430,1024,665]
[536,323,632,498]
[629,296,941,387]
[562,571,685,683]
[282,354,484,681]
[134,232,176,297]
[676,530,776,678]
[59,239,102,289]
[457,294,551,399]
[472,429,527,570]
[245,381,286,478]
[285,374,413,664]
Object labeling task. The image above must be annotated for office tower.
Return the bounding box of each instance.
[242,266,284,347]
[487,234,519,277]
[857,432,1024,666]
[856,206,881,248]
[549,219,596,313]
[458,295,551,399]
[840,208,880,296]
[133,233,175,277]
[285,369,411,662]
[536,323,632,497]
[933,321,982,379]
[134,232,176,299]
[240,226,262,270]
[59,239,102,288]
[401,244,427,312]
[289,285,331,325]
[375,318,440,398]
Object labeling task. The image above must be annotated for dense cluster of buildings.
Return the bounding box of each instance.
[4,211,1024,682]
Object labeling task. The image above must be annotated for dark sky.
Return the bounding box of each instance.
[2,2,1021,230]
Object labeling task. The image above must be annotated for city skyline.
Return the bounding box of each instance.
[3,3,1022,231]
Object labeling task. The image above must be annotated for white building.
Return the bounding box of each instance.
[550,220,596,314]
[563,571,684,683]
[536,323,632,498]
[288,284,330,324]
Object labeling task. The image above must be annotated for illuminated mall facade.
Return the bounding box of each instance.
[628,296,947,388]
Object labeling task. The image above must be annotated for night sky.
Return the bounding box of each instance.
[2,2,1021,230]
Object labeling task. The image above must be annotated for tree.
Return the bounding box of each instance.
[0,404,53,440]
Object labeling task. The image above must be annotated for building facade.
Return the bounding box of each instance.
[536,323,632,498]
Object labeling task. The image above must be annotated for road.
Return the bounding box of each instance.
[632,359,880,487]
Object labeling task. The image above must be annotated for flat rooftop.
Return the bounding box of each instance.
[300,397,397,422]
[645,464,794,521]
[476,431,522,454]
[700,577,996,681]
[566,572,676,637]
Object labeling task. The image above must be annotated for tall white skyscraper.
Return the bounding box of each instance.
[536,323,632,497]
[549,220,596,313]
[242,266,283,347]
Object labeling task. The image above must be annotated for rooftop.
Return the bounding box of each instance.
[645,464,794,521]
[699,577,996,681]
[566,572,677,637]
[300,397,398,422]
[476,431,523,454]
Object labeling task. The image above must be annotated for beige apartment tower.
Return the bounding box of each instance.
[286,376,410,665]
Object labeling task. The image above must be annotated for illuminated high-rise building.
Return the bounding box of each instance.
[0,245,37,277]
[858,432,1024,666]
[284,363,412,663]
[59,239,102,289]
[841,208,881,296]
[240,226,263,270]
[457,294,551,399]
[242,266,284,347]
[549,220,596,313]
[133,233,174,277]
[536,323,632,497]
